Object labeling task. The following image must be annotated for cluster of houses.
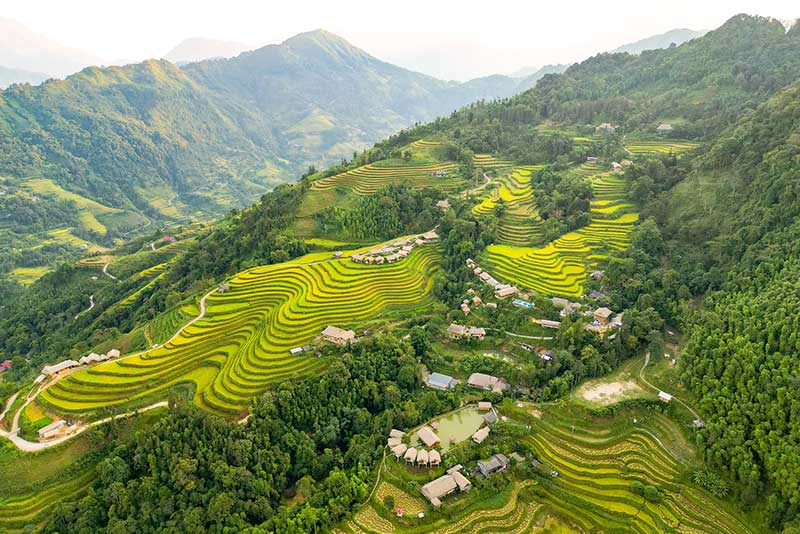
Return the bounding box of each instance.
[37,349,121,383]
[465,259,520,299]
[446,323,486,341]
[350,230,438,265]
[390,402,512,509]
[595,123,617,134]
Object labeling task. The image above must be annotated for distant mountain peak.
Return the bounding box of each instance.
[164,37,250,65]
[611,27,707,55]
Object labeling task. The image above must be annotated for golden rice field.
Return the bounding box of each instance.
[472,165,543,246]
[472,153,513,168]
[39,246,441,418]
[338,479,546,534]
[625,140,699,155]
[484,168,635,297]
[510,403,754,534]
[311,161,464,195]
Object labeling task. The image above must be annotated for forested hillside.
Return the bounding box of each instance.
[2,13,800,533]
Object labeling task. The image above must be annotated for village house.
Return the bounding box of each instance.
[657,123,673,132]
[429,449,441,467]
[472,426,490,444]
[612,162,623,171]
[421,230,439,242]
[392,443,408,459]
[477,454,510,477]
[468,372,509,392]
[590,270,604,280]
[421,467,472,507]
[494,285,519,299]
[404,447,418,464]
[321,325,356,345]
[37,420,70,441]
[218,284,231,293]
[332,251,343,259]
[0,360,12,373]
[447,324,486,341]
[658,391,673,403]
[388,437,403,448]
[436,199,451,210]
[593,307,614,325]
[416,449,430,467]
[107,349,121,358]
[389,429,404,439]
[586,156,599,162]
[482,411,498,425]
[42,360,80,376]
[595,123,616,134]
[540,319,561,330]
[552,297,582,316]
[427,372,457,390]
[432,170,448,177]
[417,426,441,448]
[478,401,492,411]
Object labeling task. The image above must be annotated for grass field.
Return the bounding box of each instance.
[21,178,121,235]
[483,166,636,297]
[39,245,442,418]
[508,402,755,534]
[8,266,51,285]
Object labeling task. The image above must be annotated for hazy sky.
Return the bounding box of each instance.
[3,0,798,80]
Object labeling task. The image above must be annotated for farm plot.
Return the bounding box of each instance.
[40,246,441,418]
[484,170,636,297]
[311,162,464,195]
[472,166,543,246]
[339,480,543,534]
[625,140,699,156]
[472,153,513,169]
[510,403,754,534]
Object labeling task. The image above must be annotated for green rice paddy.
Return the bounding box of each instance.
[510,403,754,534]
[39,246,442,418]
[484,166,636,297]
[472,165,543,246]
[311,161,464,195]
[625,140,699,155]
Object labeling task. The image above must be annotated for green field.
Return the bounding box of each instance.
[484,167,636,297]
[311,161,464,195]
[510,402,754,534]
[39,245,442,418]
[472,165,544,246]
[624,140,699,155]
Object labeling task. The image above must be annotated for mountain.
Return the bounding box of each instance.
[515,63,570,82]
[4,14,800,533]
[0,17,101,77]
[611,27,707,55]
[164,37,251,64]
[0,64,50,87]
[0,29,534,278]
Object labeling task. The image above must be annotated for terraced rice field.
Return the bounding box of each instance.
[408,139,443,150]
[512,404,753,534]
[0,469,95,533]
[484,169,635,297]
[40,247,441,418]
[311,162,464,195]
[625,140,699,155]
[473,166,543,246]
[338,480,543,534]
[473,154,513,168]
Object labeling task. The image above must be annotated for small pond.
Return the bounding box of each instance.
[412,405,485,453]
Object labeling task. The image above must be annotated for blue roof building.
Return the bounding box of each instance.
[427,372,457,390]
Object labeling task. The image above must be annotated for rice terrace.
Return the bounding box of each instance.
[2,10,797,532]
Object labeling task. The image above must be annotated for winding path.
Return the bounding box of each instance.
[74,294,94,320]
[486,327,553,341]
[0,286,217,452]
[102,261,118,281]
[640,352,702,421]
